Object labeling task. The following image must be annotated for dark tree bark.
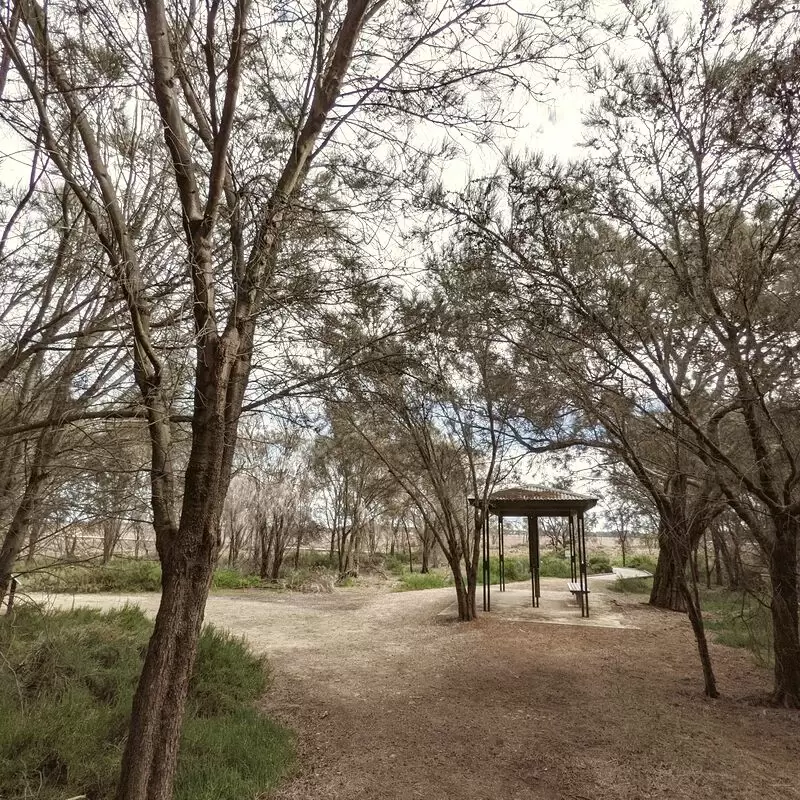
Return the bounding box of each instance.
[650,518,688,612]
[768,515,800,707]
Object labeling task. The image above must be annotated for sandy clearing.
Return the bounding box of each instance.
[25,579,800,800]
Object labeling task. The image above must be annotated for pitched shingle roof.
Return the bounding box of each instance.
[488,485,597,503]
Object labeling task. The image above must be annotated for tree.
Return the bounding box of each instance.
[435,1,800,703]
[4,0,581,786]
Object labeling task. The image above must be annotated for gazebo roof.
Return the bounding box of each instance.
[469,484,599,517]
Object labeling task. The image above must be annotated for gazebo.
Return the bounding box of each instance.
[469,485,599,617]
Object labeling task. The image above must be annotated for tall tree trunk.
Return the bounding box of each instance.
[768,515,800,707]
[117,552,213,799]
[118,391,237,800]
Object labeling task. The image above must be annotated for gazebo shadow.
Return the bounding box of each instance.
[437,578,637,629]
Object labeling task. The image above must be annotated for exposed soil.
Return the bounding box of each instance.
[34,578,800,800]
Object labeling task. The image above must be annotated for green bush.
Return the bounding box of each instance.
[539,552,572,578]
[381,553,409,575]
[0,606,292,800]
[588,554,612,574]
[624,554,658,573]
[211,568,261,590]
[477,556,530,585]
[395,570,452,591]
[293,550,335,570]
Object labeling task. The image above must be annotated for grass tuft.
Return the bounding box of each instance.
[0,605,291,800]
[211,568,262,590]
[607,576,654,594]
[395,571,452,591]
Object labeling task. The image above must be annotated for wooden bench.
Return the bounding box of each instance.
[567,580,590,599]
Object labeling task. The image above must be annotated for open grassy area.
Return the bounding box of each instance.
[0,606,292,800]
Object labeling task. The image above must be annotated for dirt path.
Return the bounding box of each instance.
[34,581,800,800]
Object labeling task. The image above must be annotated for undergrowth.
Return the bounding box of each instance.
[701,588,773,666]
[0,606,292,799]
[607,576,654,594]
[395,570,452,591]
[20,560,264,593]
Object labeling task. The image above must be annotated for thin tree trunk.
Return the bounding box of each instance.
[0,441,52,604]
[680,574,719,698]
[421,522,431,573]
[293,531,302,569]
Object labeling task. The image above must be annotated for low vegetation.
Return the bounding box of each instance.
[19,560,264,594]
[701,588,773,666]
[607,576,655,594]
[396,570,452,591]
[0,606,292,800]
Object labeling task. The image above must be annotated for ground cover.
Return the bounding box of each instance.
[27,579,800,800]
[0,606,291,800]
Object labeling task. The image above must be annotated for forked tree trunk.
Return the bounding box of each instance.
[117,401,237,800]
[768,517,800,708]
[650,520,687,612]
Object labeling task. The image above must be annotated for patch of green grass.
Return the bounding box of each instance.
[211,567,261,590]
[0,606,292,800]
[23,559,164,593]
[21,560,265,594]
[395,570,452,591]
[700,588,772,665]
[607,576,654,594]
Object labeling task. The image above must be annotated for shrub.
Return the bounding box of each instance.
[293,550,335,570]
[395,571,452,591]
[588,554,612,574]
[211,568,261,590]
[0,606,292,800]
[23,561,265,593]
[539,552,572,578]
[381,553,409,575]
[625,554,658,573]
[23,560,163,593]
